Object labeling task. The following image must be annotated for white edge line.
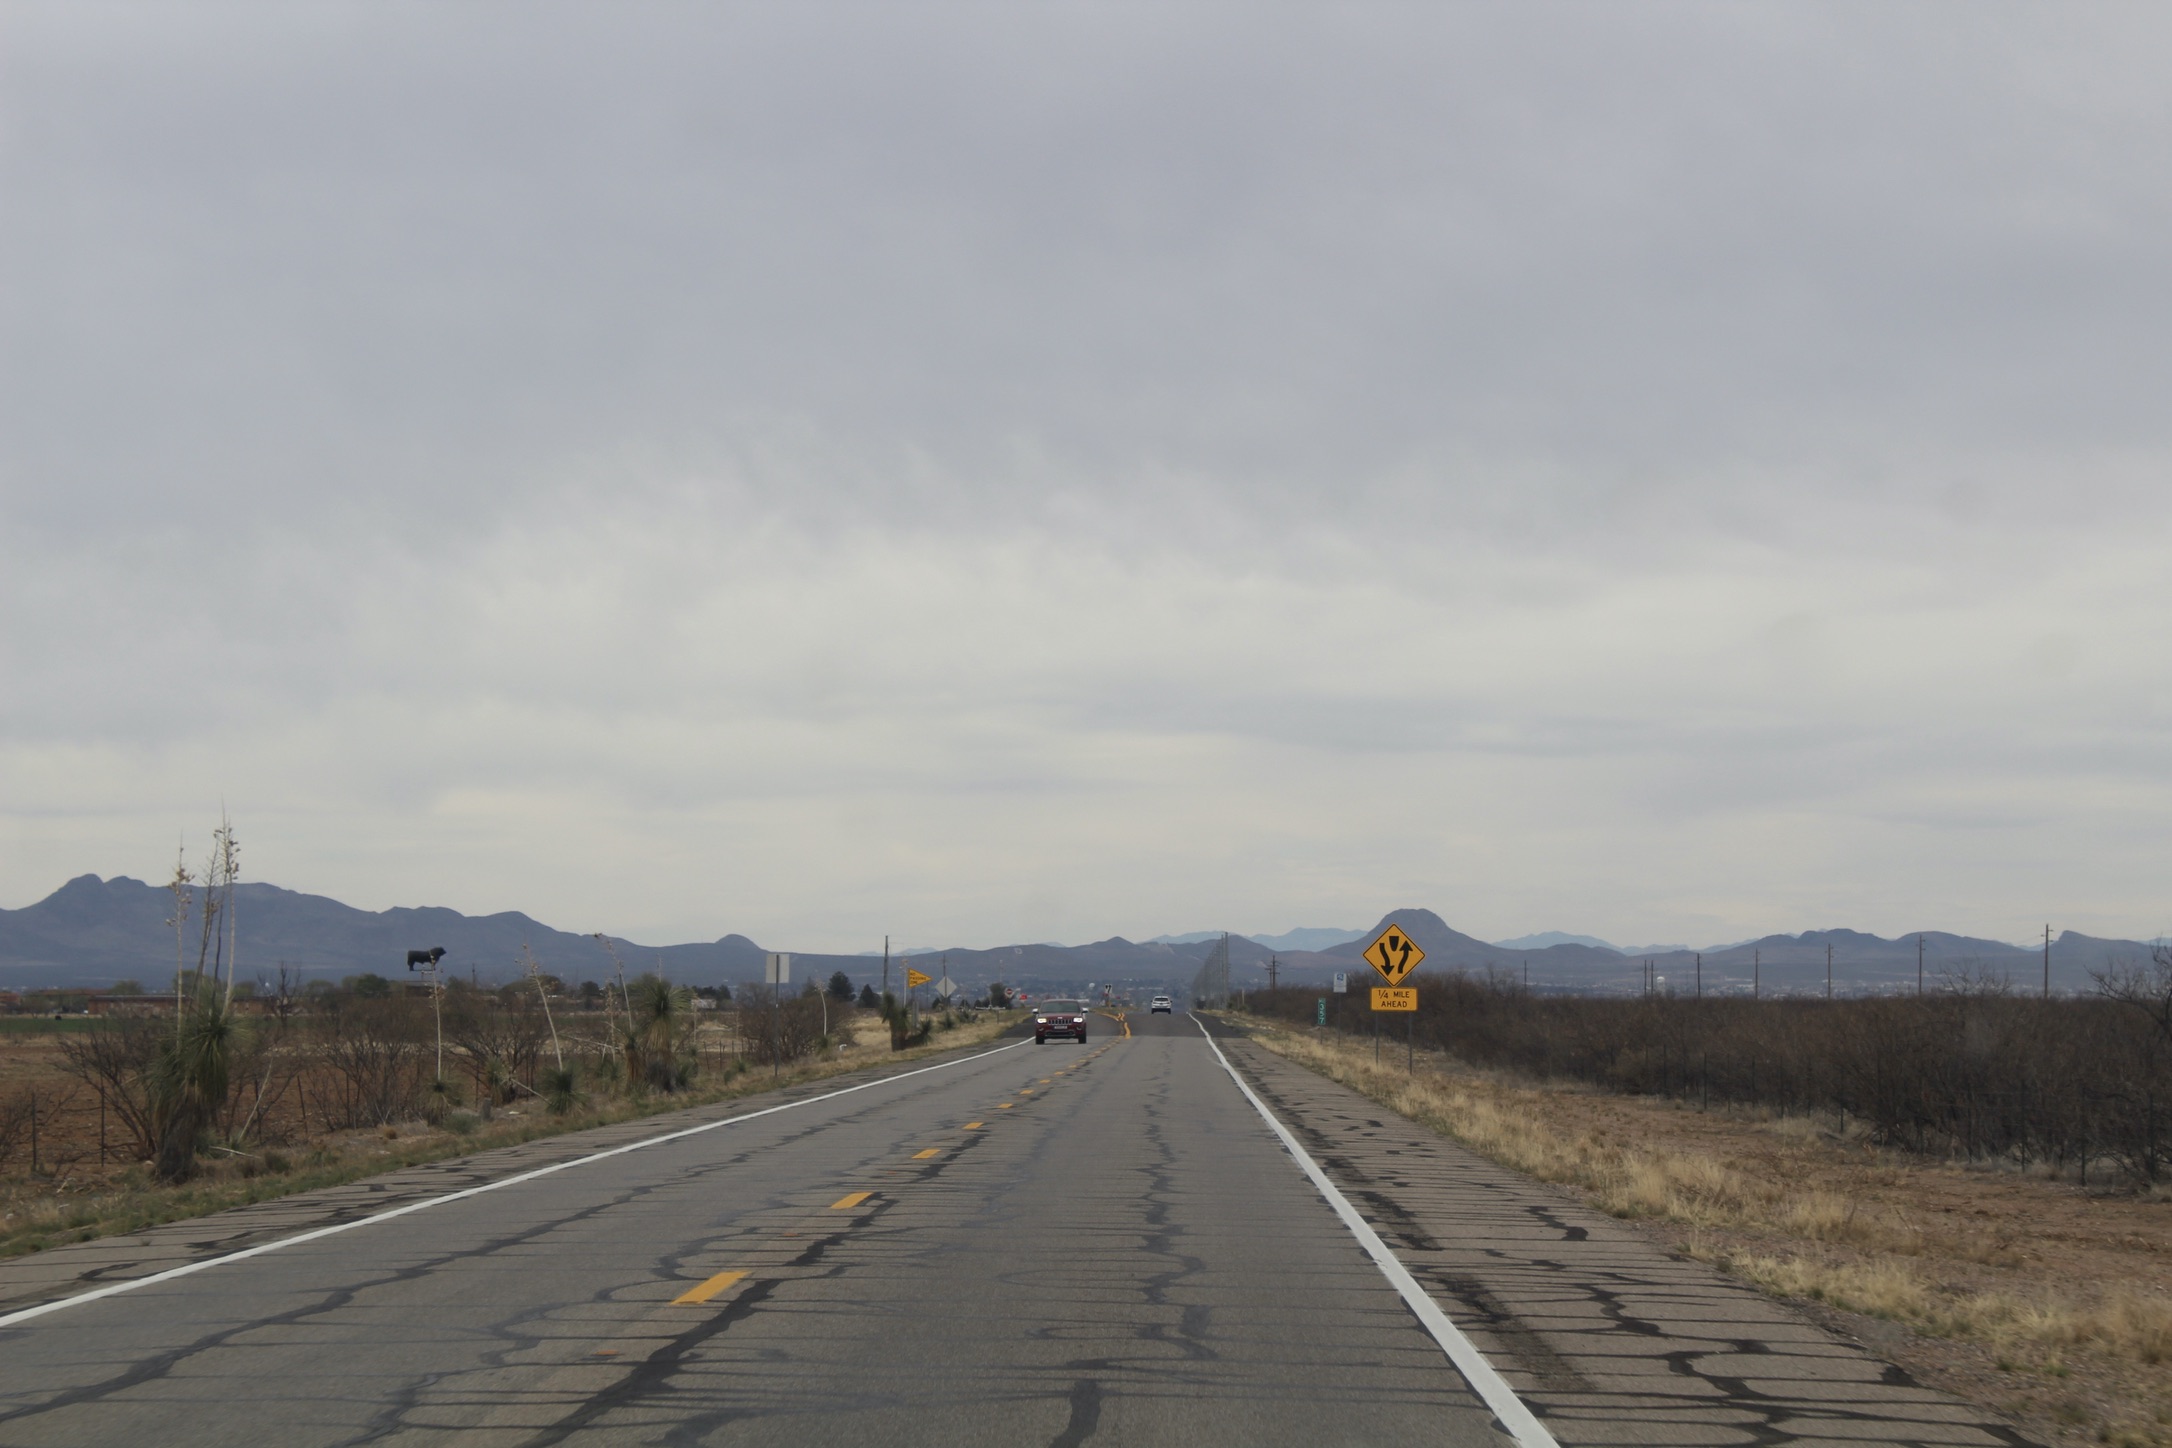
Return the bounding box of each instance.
[0,1037,1030,1331]
[1192,1016,1561,1448]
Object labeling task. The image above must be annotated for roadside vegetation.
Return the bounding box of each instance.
[0,987,1014,1263]
[1247,958,2172,1187]
[0,827,1021,1265]
[1232,978,2172,1448]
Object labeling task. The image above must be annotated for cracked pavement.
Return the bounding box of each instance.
[0,1014,2035,1446]
[1210,1024,2037,1447]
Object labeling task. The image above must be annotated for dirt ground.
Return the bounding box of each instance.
[1246,1022,2172,1448]
[1561,1088,2169,1447]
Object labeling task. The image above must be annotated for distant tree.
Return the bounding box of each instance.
[857,984,878,1009]
[828,971,853,1001]
[714,982,730,1002]
[986,981,1012,1008]
[109,979,144,996]
[2098,947,2172,1049]
[346,973,393,999]
[578,980,604,1008]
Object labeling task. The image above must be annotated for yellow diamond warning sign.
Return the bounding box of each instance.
[1362,923,1424,986]
[1371,987,1417,1012]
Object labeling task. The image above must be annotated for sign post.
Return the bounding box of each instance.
[765,953,791,1080]
[1361,923,1425,1072]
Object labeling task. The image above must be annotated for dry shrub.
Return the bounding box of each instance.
[735,992,836,1067]
[1246,970,2172,1185]
[0,1090,34,1170]
[314,998,429,1128]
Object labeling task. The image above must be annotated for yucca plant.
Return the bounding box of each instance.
[149,984,245,1183]
[620,974,695,1094]
[542,1063,583,1116]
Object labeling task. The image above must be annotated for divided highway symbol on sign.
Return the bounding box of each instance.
[1361,923,1424,985]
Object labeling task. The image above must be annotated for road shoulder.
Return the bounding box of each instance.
[1206,1024,2040,1448]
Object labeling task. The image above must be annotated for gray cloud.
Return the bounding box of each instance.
[5,3,2172,951]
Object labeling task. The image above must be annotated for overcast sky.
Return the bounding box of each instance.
[6,3,2172,953]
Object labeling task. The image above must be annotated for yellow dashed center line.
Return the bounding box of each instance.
[673,1270,748,1305]
[997,1102,1013,1109]
[830,1190,873,1210]
[913,1148,940,1159]
[964,1121,984,1129]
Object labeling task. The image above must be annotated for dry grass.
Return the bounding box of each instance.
[1714,1250,2172,1369]
[1258,1028,1896,1240]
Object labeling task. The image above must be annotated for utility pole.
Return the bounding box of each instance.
[1825,942,1833,1000]
[1696,952,1702,1000]
[1917,933,1925,996]
[2044,923,2051,999]
[1267,954,1278,992]
[1753,948,1760,1000]
[435,959,444,1083]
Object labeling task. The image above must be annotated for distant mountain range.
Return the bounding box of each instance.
[0,877,2158,997]
[1490,931,1619,951]
[1277,908,2160,997]
[0,875,768,991]
[1149,927,1367,953]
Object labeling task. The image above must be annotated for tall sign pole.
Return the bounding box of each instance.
[765,953,790,1080]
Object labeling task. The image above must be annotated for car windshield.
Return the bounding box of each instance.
[1040,1001,1083,1013]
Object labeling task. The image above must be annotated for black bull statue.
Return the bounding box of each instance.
[406,946,447,971]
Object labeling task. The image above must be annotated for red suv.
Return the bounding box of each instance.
[1034,1000,1089,1045]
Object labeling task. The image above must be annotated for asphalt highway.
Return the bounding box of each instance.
[0,1012,1512,1447]
[0,1012,2031,1447]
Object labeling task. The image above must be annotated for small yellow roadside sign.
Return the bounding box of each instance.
[1362,923,1425,985]
[1372,987,1417,1012]
[905,968,931,988]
